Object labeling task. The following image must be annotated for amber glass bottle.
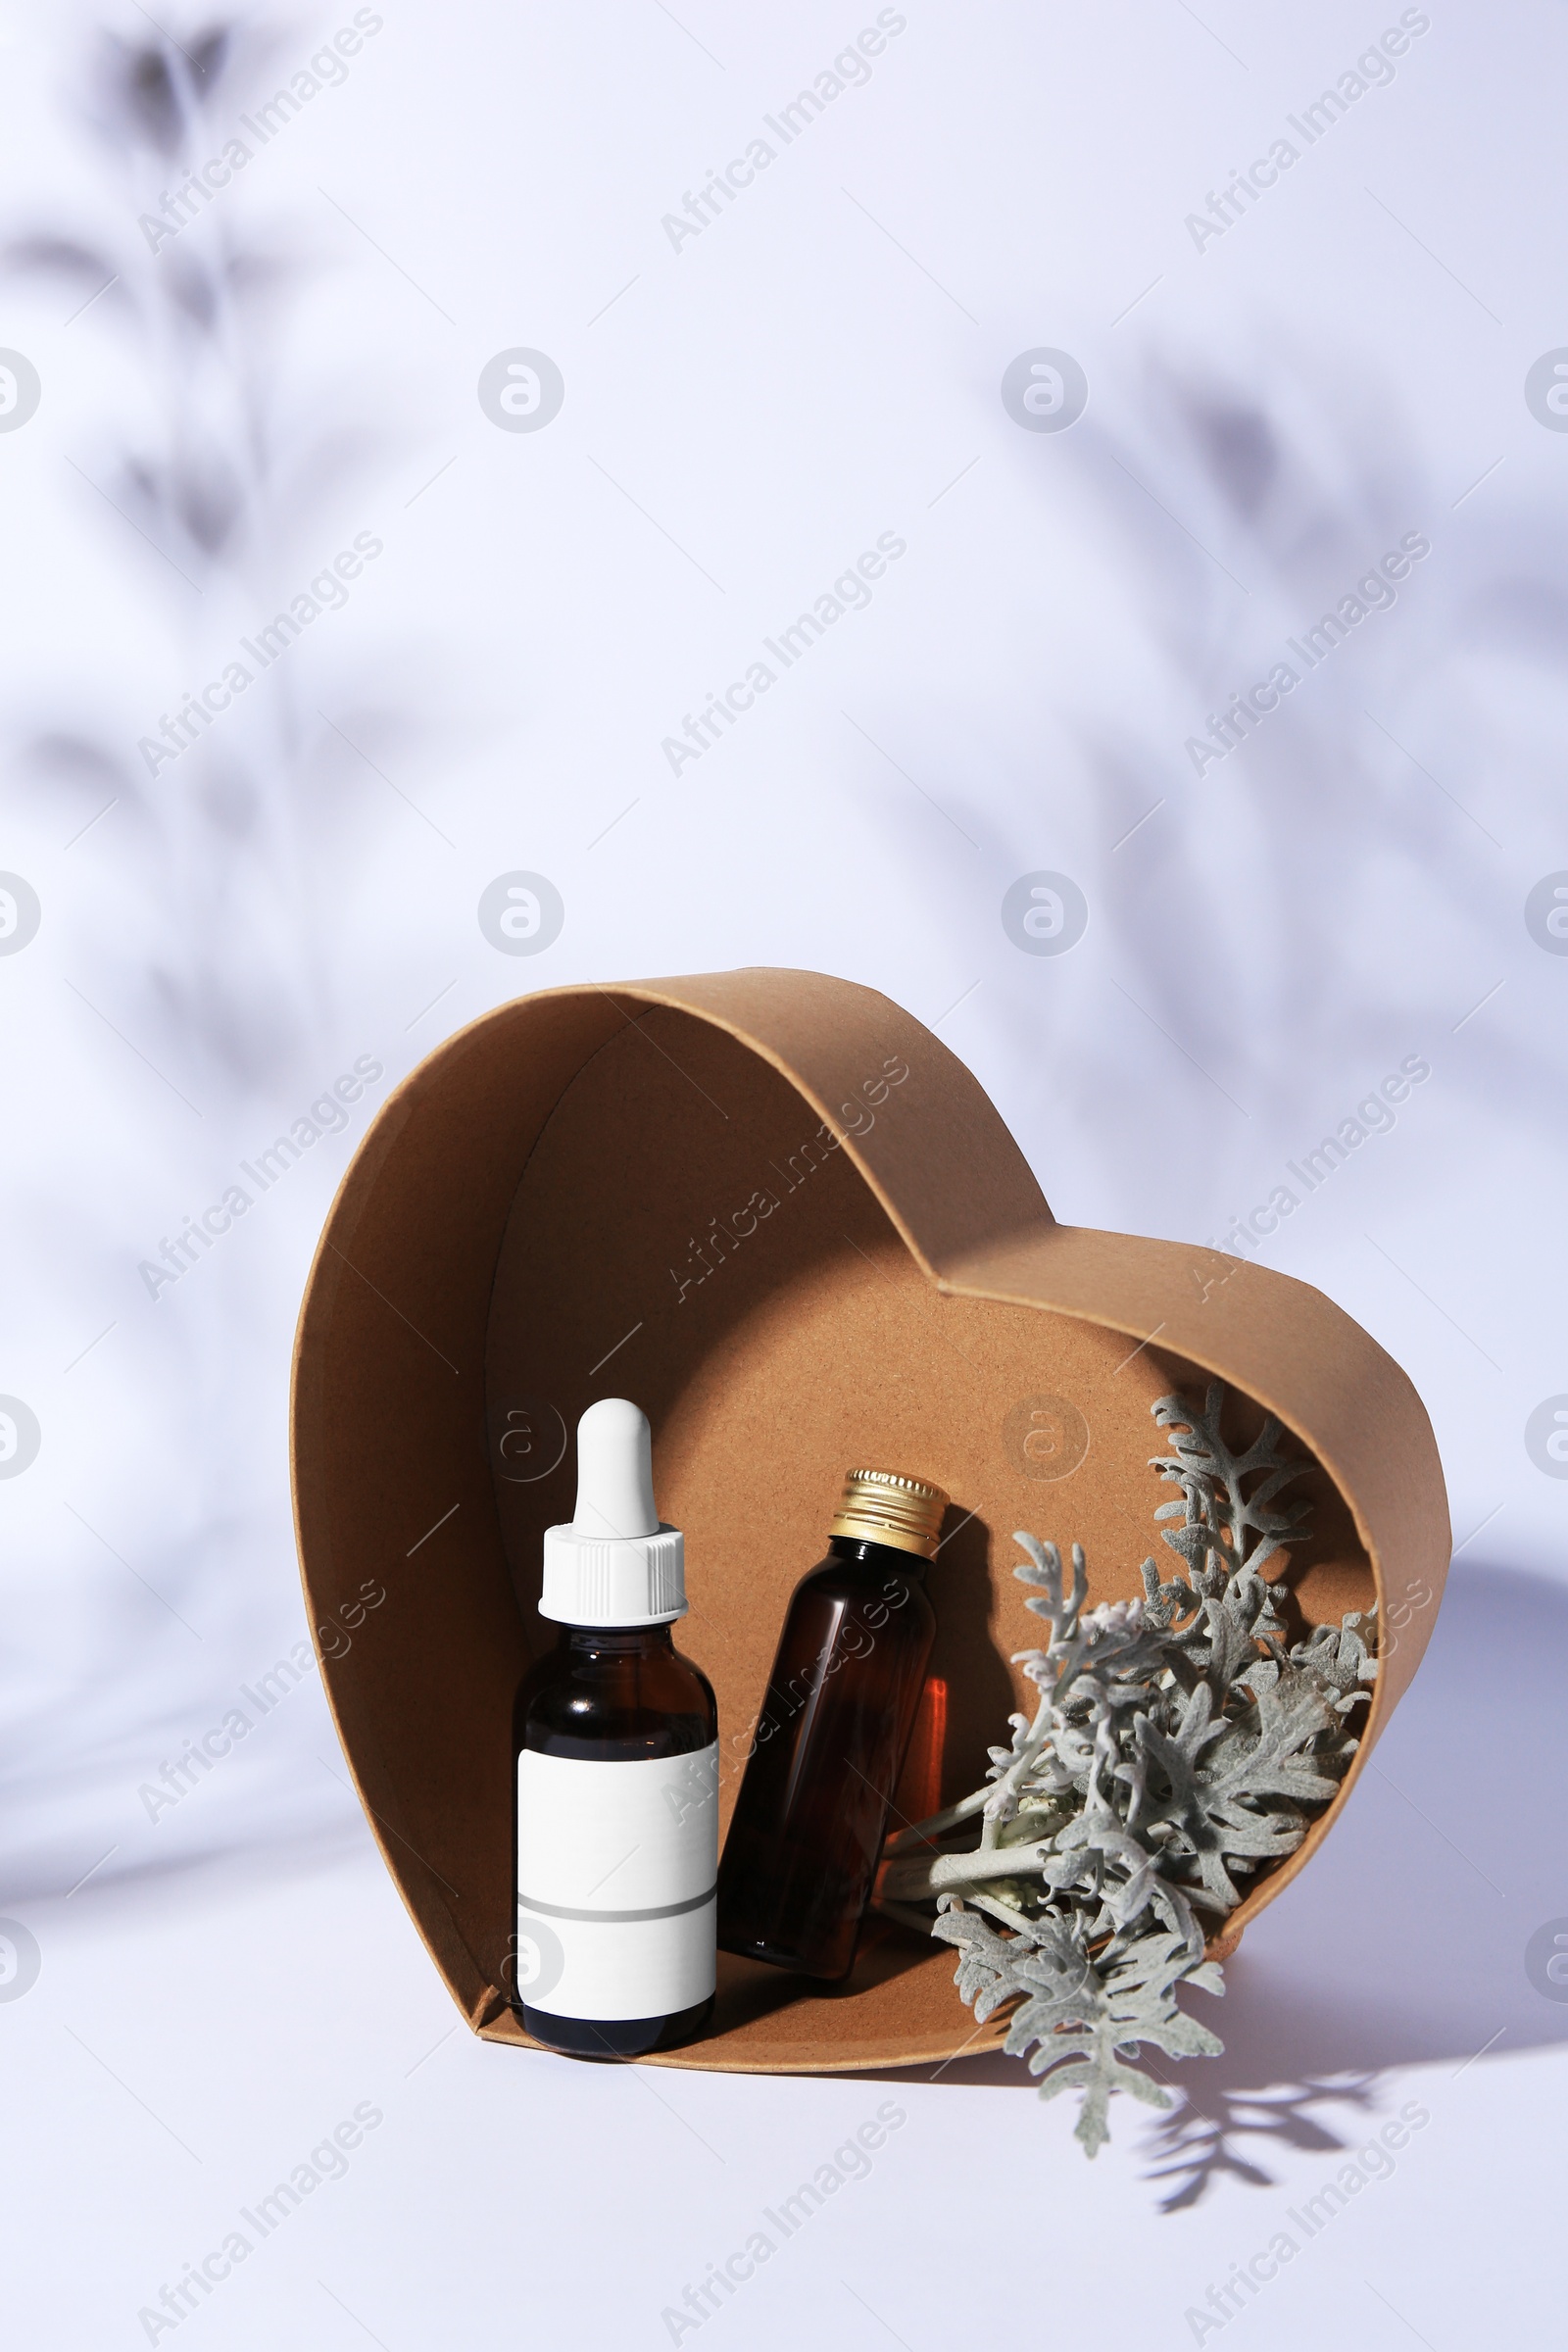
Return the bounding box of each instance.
[716,1468,946,1982]
[511,1398,718,2061]
[514,1622,717,2058]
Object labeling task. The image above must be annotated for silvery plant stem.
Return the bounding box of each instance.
[880,1786,993,1853]
[880,1841,1055,1903]
[882,1686,1055,1857]
[877,1889,1024,1937]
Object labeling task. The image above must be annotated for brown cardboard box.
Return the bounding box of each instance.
[291,969,1449,2072]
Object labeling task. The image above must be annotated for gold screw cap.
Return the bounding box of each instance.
[829,1467,950,1560]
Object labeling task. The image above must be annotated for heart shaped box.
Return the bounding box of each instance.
[291,969,1449,2072]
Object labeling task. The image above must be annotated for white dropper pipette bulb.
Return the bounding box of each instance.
[572,1397,659,1541]
[539,1398,685,1625]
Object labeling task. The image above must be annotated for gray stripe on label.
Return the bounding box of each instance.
[517,1886,717,1924]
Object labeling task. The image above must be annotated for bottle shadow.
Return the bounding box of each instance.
[920,1509,1019,1820]
[708,1910,942,2041]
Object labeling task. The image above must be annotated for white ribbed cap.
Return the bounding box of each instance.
[540,1398,686,1627]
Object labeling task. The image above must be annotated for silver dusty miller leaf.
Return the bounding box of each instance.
[878,1384,1376,2155]
[929,1908,1225,2156]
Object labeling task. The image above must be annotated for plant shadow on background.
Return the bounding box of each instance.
[0,14,437,1907]
[1071,346,1560,1149]
[863,337,1564,1229]
[5,13,425,1092]
[890,1559,1568,2211]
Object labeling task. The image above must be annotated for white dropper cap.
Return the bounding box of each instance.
[539,1398,686,1627]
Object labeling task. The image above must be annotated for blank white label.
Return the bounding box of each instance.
[516,1744,718,2022]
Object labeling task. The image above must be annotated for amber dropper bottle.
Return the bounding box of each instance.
[715,1467,947,1983]
[513,1399,718,2059]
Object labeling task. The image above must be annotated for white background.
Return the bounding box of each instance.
[1,1,1564,2343]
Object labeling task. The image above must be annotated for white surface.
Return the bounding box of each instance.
[1,1,1564,2343]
